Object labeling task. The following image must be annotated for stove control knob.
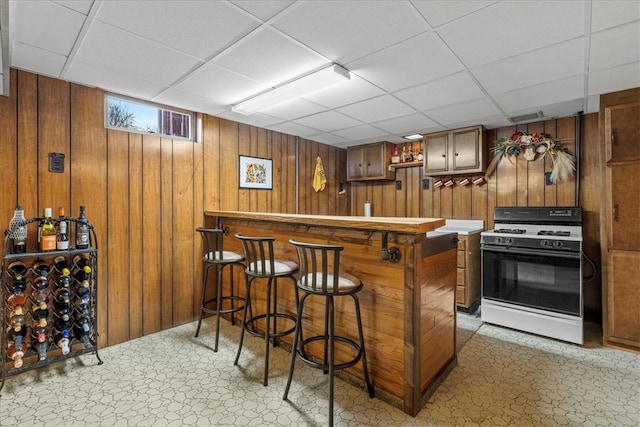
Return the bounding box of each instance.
[495,237,503,244]
[505,237,513,245]
[541,240,551,247]
[553,240,563,248]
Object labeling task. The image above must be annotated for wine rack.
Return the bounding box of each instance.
[1,216,103,392]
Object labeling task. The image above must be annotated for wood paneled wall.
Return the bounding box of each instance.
[350,115,603,323]
[0,69,346,348]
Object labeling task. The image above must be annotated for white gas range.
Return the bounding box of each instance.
[481,207,584,344]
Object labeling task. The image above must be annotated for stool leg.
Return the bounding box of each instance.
[323,295,330,374]
[234,276,252,366]
[195,264,211,338]
[328,295,335,427]
[229,265,237,326]
[283,291,307,400]
[214,264,224,352]
[263,277,274,386]
[353,294,375,398]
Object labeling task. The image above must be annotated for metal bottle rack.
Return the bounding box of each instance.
[1,216,103,392]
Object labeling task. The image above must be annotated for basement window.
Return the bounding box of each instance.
[105,94,194,140]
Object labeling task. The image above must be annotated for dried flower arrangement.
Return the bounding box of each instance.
[485,131,576,183]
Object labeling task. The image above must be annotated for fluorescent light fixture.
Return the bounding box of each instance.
[403,134,423,140]
[232,64,350,115]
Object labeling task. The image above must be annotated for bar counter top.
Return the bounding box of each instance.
[205,210,445,234]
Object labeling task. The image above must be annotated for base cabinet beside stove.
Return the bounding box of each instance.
[456,233,481,311]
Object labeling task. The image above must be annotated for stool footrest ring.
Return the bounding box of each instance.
[245,313,297,339]
[295,335,363,372]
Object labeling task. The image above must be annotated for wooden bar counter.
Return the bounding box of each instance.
[204,211,458,416]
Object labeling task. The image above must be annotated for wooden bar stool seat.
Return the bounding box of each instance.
[234,233,299,386]
[284,239,374,425]
[195,227,246,352]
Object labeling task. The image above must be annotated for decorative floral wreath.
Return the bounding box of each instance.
[485,131,576,183]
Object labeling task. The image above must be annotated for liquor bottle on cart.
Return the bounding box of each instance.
[75,205,90,249]
[8,204,27,254]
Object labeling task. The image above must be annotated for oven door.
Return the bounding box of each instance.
[481,245,582,317]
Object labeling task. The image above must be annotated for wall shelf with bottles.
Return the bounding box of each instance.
[388,160,423,170]
[1,214,102,392]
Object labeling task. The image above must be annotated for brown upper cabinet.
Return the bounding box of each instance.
[347,141,395,181]
[423,126,488,176]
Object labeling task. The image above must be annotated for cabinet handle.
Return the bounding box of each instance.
[613,204,619,221]
[442,154,446,158]
[455,153,459,156]
[611,131,616,144]
[367,163,371,166]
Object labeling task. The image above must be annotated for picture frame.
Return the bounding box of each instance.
[239,155,273,189]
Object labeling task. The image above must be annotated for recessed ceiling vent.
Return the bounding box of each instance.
[508,111,544,123]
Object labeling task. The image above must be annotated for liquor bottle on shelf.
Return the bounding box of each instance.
[75,205,90,249]
[53,255,70,274]
[39,207,56,252]
[31,324,49,361]
[56,219,69,251]
[55,207,65,232]
[7,328,28,368]
[8,204,28,254]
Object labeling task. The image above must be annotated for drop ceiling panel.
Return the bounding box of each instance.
[411,0,498,27]
[229,0,295,21]
[425,98,503,127]
[272,1,430,63]
[73,20,203,86]
[588,62,640,96]
[295,110,362,132]
[259,98,326,121]
[300,74,385,109]
[591,0,640,32]
[589,22,640,71]
[394,72,486,112]
[153,87,228,117]
[13,0,86,56]
[331,124,389,142]
[212,27,327,88]
[437,1,585,68]
[471,38,585,94]
[95,0,259,61]
[348,32,464,93]
[65,61,169,100]
[493,75,583,114]
[52,0,93,15]
[11,42,67,78]
[372,113,439,135]
[175,63,267,105]
[337,95,416,123]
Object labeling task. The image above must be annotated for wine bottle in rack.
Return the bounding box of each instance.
[31,288,48,311]
[33,260,50,279]
[8,306,26,332]
[39,207,57,252]
[73,322,91,348]
[75,205,90,249]
[54,287,71,306]
[7,327,28,368]
[74,280,91,305]
[31,324,49,361]
[8,277,27,295]
[7,292,28,310]
[53,255,70,274]
[54,317,72,355]
[8,261,28,280]
[8,204,28,254]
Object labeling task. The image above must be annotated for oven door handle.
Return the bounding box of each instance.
[481,245,581,259]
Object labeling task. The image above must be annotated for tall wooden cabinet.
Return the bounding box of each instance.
[599,88,640,352]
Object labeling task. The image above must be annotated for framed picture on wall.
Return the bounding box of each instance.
[239,155,273,189]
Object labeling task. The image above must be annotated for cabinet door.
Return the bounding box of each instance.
[347,147,365,180]
[607,251,640,346]
[452,128,480,172]
[424,134,448,173]
[606,102,640,162]
[609,164,640,251]
[364,143,385,178]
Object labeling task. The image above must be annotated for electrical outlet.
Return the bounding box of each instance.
[545,172,554,185]
[422,179,429,190]
[395,180,402,191]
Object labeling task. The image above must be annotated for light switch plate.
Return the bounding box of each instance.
[49,152,65,173]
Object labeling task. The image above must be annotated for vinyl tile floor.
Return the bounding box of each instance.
[1,312,638,427]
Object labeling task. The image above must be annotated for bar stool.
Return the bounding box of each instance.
[195,227,246,352]
[234,233,299,386]
[284,239,375,426]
